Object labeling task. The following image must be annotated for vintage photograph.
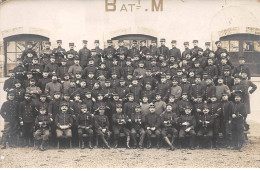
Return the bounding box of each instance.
[0,0,260,168]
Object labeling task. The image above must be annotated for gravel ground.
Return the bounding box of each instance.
[1,121,260,168]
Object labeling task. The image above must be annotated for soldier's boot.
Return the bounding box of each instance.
[28,138,33,147]
[214,138,220,150]
[189,136,195,150]
[22,138,29,147]
[132,136,137,149]
[80,139,85,149]
[147,138,151,149]
[237,142,243,152]
[114,139,118,149]
[139,134,145,149]
[35,139,41,149]
[9,137,15,148]
[39,140,45,151]
[1,139,7,149]
[102,136,110,149]
[164,137,174,151]
[126,136,130,149]
[156,138,161,149]
[88,137,93,149]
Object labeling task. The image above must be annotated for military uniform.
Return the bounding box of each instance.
[52,40,66,65]
[79,40,91,68]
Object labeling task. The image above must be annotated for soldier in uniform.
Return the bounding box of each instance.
[231,93,246,151]
[38,71,51,93]
[128,40,140,58]
[145,103,162,149]
[178,105,196,149]
[129,77,142,102]
[170,77,182,101]
[182,42,192,60]
[216,76,231,101]
[159,38,169,59]
[34,106,51,151]
[204,76,216,102]
[77,104,94,149]
[191,40,200,59]
[94,40,104,61]
[154,93,166,115]
[19,93,36,147]
[78,40,91,68]
[1,91,19,149]
[150,40,160,58]
[156,74,170,101]
[66,43,78,67]
[21,41,37,66]
[190,75,205,103]
[169,40,181,61]
[13,58,26,82]
[28,57,43,82]
[40,41,52,68]
[141,82,155,103]
[124,93,139,117]
[45,73,62,99]
[112,104,131,148]
[44,55,58,75]
[203,42,212,57]
[57,58,69,81]
[94,106,111,149]
[161,104,179,150]
[232,56,251,80]
[104,40,116,60]
[140,40,150,59]
[130,105,145,149]
[13,80,25,103]
[52,40,66,66]
[215,41,229,60]
[68,57,82,78]
[3,70,17,92]
[223,68,234,90]
[116,40,128,58]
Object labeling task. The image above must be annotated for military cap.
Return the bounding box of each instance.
[218,76,224,80]
[52,72,57,76]
[33,56,39,60]
[145,81,151,85]
[116,104,122,108]
[14,79,21,84]
[61,58,67,62]
[30,78,36,82]
[149,103,155,108]
[215,40,221,45]
[40,93,47,97]
[75,71,81,75]
[132,76,138,80]
[234,92,242,98]
[172,76,178,81]
[134,105,140,109]
[146,51,151,55]
[57,40,62,43]
[133,40,137,44]
[80,104,87,109]
[74,57,80,61]
[50,55,56,59]
[151,57,157,61]
[193,60,200,64]
[7,91,15,96]
[69,43,74,46]
[39,106,46,111]
[205,42,211,46]
[60,102,68,107]
[139,60,144,64]
[184,105,193,110]
[203,105,209,110]
[127,93,134,97]
[151,40,157,43]
[222,93,229,96]
[134,54,140,57]
[183,42,189,45]
[54,91,61,95]
[211,94,217,98]
[197,95,203,98]
[27,71,32,74]
[9,70,14,73]
[198,48,203,52]
[140,40,146,43]
[118,40,124,43]
[155,92,161,96]
[206,76,212,80]
[202,71,208,75]
[94,40,99,43]
[64,73,69,76]
[63,93,70,96]
[45,41,51,45]
[239,56,245,60]
[234,73,241,78]
[91,49,96,53]
[83,40,88,44]
[161,74,166,78]
[105,79,111,83]
[182,75,187,78]
[177,69,183,72]
[119,78,125,82]
[195,75,201,78]
[223,68,231,71]
[25,93,31,97]
[160,38,166,42]
[97,93,104,96]
[126,57,132,61]
[112,93,119,96]
[28,41,33,45]
[84,89,92,94]
[166,103,173,107]
[98,106,106,110]
[107,40,112,43]
[171,40,177,43]
[182,92,188,95]
[79,79,86,83]
[119,51,125,55]
[166,71,171,75]
[193,40,198,43]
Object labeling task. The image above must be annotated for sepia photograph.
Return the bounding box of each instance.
[0,0,260,168]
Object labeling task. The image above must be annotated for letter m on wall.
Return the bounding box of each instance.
[152,0,163,11]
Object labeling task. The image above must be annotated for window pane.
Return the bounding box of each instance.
[6,53,17,63]
[230,41,239,52]
[254,41,260,52]
[221,41,229,52]
[16,41,26,53]
[243,41,254,52]
[7,41,16,53]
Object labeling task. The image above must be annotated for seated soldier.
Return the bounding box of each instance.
[112,104,131,149]
[77,104,94,149]
[178,105,196,150]
[130,105,145,149]
[145,103,161,149]
[197,106,214,148]
[55,103,73,143]
[34,106,51,151]
[94,106,111,149]
[161,104,179,151]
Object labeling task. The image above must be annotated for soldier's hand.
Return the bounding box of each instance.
[102,129,106,133]
[228,120,231,124]
[128,119,131,122]
[151,127,156,131]
[185,128,191,132]
[147,127,151,130]
[20,121,24,126]
[232,114,236,118]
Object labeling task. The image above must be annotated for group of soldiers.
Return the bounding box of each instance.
[0,38,257,152]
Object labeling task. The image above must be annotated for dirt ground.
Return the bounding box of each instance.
[0,121,260,168]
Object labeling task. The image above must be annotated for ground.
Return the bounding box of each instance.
[0,121,260,168]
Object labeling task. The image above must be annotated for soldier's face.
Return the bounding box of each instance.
[193,42,198,46]
[234,78,240,84]
[113,96,119,101]
[145,84,151,90]
[224,71,230,76]
[107,43,112,46]
[166,75,171,79]
[15,83,21,88]
[156,95,161,100]
[8,95,14,100]
[217,42,221,47]
[80,82,86,87]
[206,79,212,85]
[149,107,155,113]
[209,52,215,58]
[218,79,223,84]
[222,95,228,101]
[152,42,156,46]
[99,109,105,115]
[69,46,74,50]
[27,74,33,78]
[203,109,209,114]
[54,94,61,99]
[208,60,213,65]
[135,108,141,113]
[184,44,189,48]
[132,43,137,47]
[206,45,210,49]
[30,81,35,86]
[112,61,118,65]
[182,95,188,100]
[119,81,125,86]
[241,73,247,78]
[98,96,103,101]
[95,43,100,47]
[161,78,167,83]
[61,106,68,111]
[40,97,46,102]
[151,61,156,65]
[239,59,245,64]
[221,59,227,64]
[161,42,165,46]
[45,44,50,49]
[76,74,81,79]
[185,109,191,115]
[70,82,76,86]
[195,78,201,83]
[100,64,105,69]
[81,108,88,113]
[25,96,31,100]
[61,61,67,66]
[235,96,241,102]
[94,83,100,89]
[88,74,94,78]
[116,108,122,113]
[142,97,148,103]
[166,106,172,111]
[85,94,91,98]
[64,96,70,101]
[64,76,69,80]
[128,96,134,101]
[50,58,55,63]
[198,51,203,56]
[9,73,15,77]
[74,96,80,101]
[127,75,132,80]
[211,97,217,102]
[189,72,194,77]
[132,80,138,85]
[139,63,144,68]
[43,72,49,77]
[182,78,187,82]
[105,82,110,87]
[197,97,202,102]
[172,81,178,86]
[74,60,79,64]
[171,43,176,47]
[119,42,124,46]
[58,42,62,46]
[89,60,94,65]
[146,71,152,76]
[40,110,46,115]
[126,61,131,65]
[169,97,174,103]
[32,59,38,64]
[83,43,87,47]
[112,74,117,79]
[170,57,175,62]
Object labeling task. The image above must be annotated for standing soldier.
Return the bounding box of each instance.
[130,105,145,149]
[161,104,179,150]
[156,74,170,101]
[232,56,251,80]
[40,41,52,68]
[169,40,181,61]
[129,78,143,102]
[68,57,82,78]
[116,40,128,58]
[78,40,91,68]
[21,41,37,68]
[38,71,51,93]
[145,103,162,149]
[45,73,62,99]
[112,104,131,148]
[204,77,216,102]
[124,93,139,117]
[3,70,16,92]
[28,57,43,82]
[13,80,25,103]
[150,40,160,58]
[13,58,26,82]
[215,41,229,60]
[94,106,111,149]
[57,59,69,81]
[140,40,150,59]
[1,91,19,149]
[94,40,104,61]
[19,93,36,147]
[231,93,246,151]
[44,55,58,75]
[158,38,169,59]
[178,105,196,149]
[191,40,200,59]
[182,42,192,60]
[34,106,51,151]
[128,40,140,58]
[52,40,66,66]
[66,43,78,67]
[104,40,116,60]
[77,104,94,149]
[203,42,212,57]
[190,75,205,103]
[170,77,182,102]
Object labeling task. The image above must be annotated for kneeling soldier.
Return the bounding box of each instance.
[145,103,161,149]
[179,106,196,150]
[34,107,51,151]
[55,103,73,141]
[94,106,111,149]
[197,106,214,148]
[112,104,131,149]
[77,104,94,149]
[161,104,179,151]
[130,105,145,149]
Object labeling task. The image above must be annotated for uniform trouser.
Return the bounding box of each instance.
[146,129,161,142]
[213,118,220,145]
[161,127,178,138]
[34,129,50,141]
[95,129,111,145]
[22,122,34,140]
[78,128,94,139]
[231,121,245,146]
[131,128,145,146]
[220,120,232,144]
[112,125,130,141]
[56,129,72,138]
[179,128,196,147]
[2,121,19,145]
[197,128,213,146]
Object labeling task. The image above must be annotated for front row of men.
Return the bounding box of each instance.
[1,90,246,152]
